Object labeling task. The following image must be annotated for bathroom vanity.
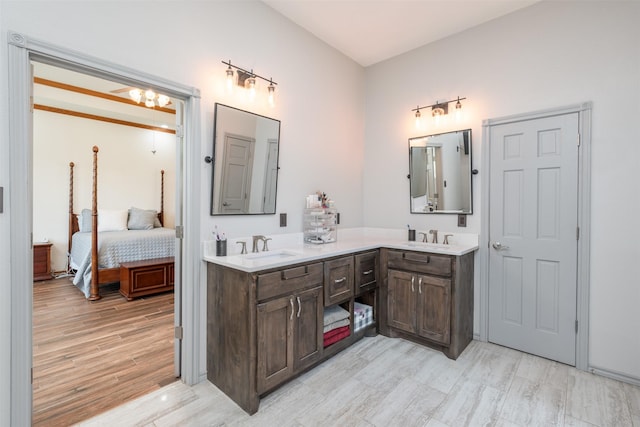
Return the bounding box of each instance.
[205,230,477,414]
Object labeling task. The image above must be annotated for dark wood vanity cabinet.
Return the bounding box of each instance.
[355,251,378,295]
[207,245,475,415]
[324,256,354,305]
[208,261,325,414]
[257,285,323,394]
[380,248,473,359]
[387,269,451,344]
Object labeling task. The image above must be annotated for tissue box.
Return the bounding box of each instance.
[353,302,374,333]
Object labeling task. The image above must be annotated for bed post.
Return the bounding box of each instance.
[68,162,75,256]
[89,146,101,301]
[160,169,165,226]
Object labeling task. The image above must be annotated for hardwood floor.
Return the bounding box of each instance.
[77,336,640,427]
[33,277,176,426]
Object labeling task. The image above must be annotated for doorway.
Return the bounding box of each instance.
[8,32,202,426]
[480,103,591,369]
[31,60,179,424]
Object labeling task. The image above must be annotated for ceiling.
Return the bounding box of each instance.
[33,1,541,127]
[262,0,540,67]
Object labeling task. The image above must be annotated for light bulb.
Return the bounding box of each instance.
[455,98,463,122]
[268,82,275,107]
[415,108,422,129]
[225,66,234,92]
[145,99,155,108]
[247,77,256,101]
[157,95,170,107]
[432,107,444,127]
[145,89,156,101]
[129,89,142,104]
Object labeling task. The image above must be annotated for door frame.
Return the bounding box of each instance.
[479,102,591,370]
[7,31,202,425]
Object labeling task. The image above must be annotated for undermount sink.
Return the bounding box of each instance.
[244,249,301,260]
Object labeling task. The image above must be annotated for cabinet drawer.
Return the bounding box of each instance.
[324,256,354,306]
[387,250,452,277]
[355,251,378,294]
[257,263,323,301]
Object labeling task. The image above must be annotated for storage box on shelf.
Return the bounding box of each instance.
[303,208,337,244]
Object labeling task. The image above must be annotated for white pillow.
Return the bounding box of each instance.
[98,209,128,232]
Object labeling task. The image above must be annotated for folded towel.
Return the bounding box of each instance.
[323,325,350,340]
[323,318,350,333]
[323,326,351,347]
[323,305,350,325]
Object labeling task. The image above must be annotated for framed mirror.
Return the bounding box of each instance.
[409,129,472,214]
[210,103,281,215]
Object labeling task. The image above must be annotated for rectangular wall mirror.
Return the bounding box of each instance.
[409,129,472,214]
[210,103,281,215]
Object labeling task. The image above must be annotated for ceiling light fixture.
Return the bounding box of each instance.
[411,97,466,128]
[222,60,278,107]
[129,88,171,108]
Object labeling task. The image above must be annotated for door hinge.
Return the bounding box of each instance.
[175,225,184,239]
[577,132,581,147]
[175,125,184,138]
[576,226,580,240]
[175,326,183,340]
[31,367,33,384]
[575,320,579,334]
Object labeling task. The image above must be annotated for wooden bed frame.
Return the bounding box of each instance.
[68,146,165,301]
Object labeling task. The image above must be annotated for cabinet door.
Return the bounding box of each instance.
[293,286,323,372]
[324,256,354,306]
[257,295,294,394]
[355,251,378,295]
[387,269,416,334]
[416,274,451,344]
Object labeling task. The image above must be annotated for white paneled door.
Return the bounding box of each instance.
[488,113,579,365]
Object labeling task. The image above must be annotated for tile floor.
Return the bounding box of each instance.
[76,336,640,427]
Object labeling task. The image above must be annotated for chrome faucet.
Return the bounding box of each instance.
[252,235,265,253]
[418,232,428,243]
[429,229,438,244]
[443,234,453,245]
[251,235,272,252]
[237,241,247,254]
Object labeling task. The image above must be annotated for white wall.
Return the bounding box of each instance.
[364,1,640,380]
[0,1,364,421]
[33,110,176,272]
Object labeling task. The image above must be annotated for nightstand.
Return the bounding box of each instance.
[33,242,53,281]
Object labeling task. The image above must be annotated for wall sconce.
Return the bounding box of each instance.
[222,60,278,107]
[412,96,466,129]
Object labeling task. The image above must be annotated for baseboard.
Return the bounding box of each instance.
[589,365,640,387]
[472,334,640,387]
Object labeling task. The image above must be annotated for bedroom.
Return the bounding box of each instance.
[1,0,639,425]
[32,61,179,424]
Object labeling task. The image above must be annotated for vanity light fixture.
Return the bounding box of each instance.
[222,60,278,106]
[411,97,466,128]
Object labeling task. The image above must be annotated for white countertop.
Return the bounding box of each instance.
[203,227,478,273]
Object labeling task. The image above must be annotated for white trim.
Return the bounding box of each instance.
[589,365,640,388]
[480,102,591,371]
[7,31,202,425]
[8,33,34,427]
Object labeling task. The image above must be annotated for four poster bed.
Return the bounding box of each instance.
[68,146,175,300]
